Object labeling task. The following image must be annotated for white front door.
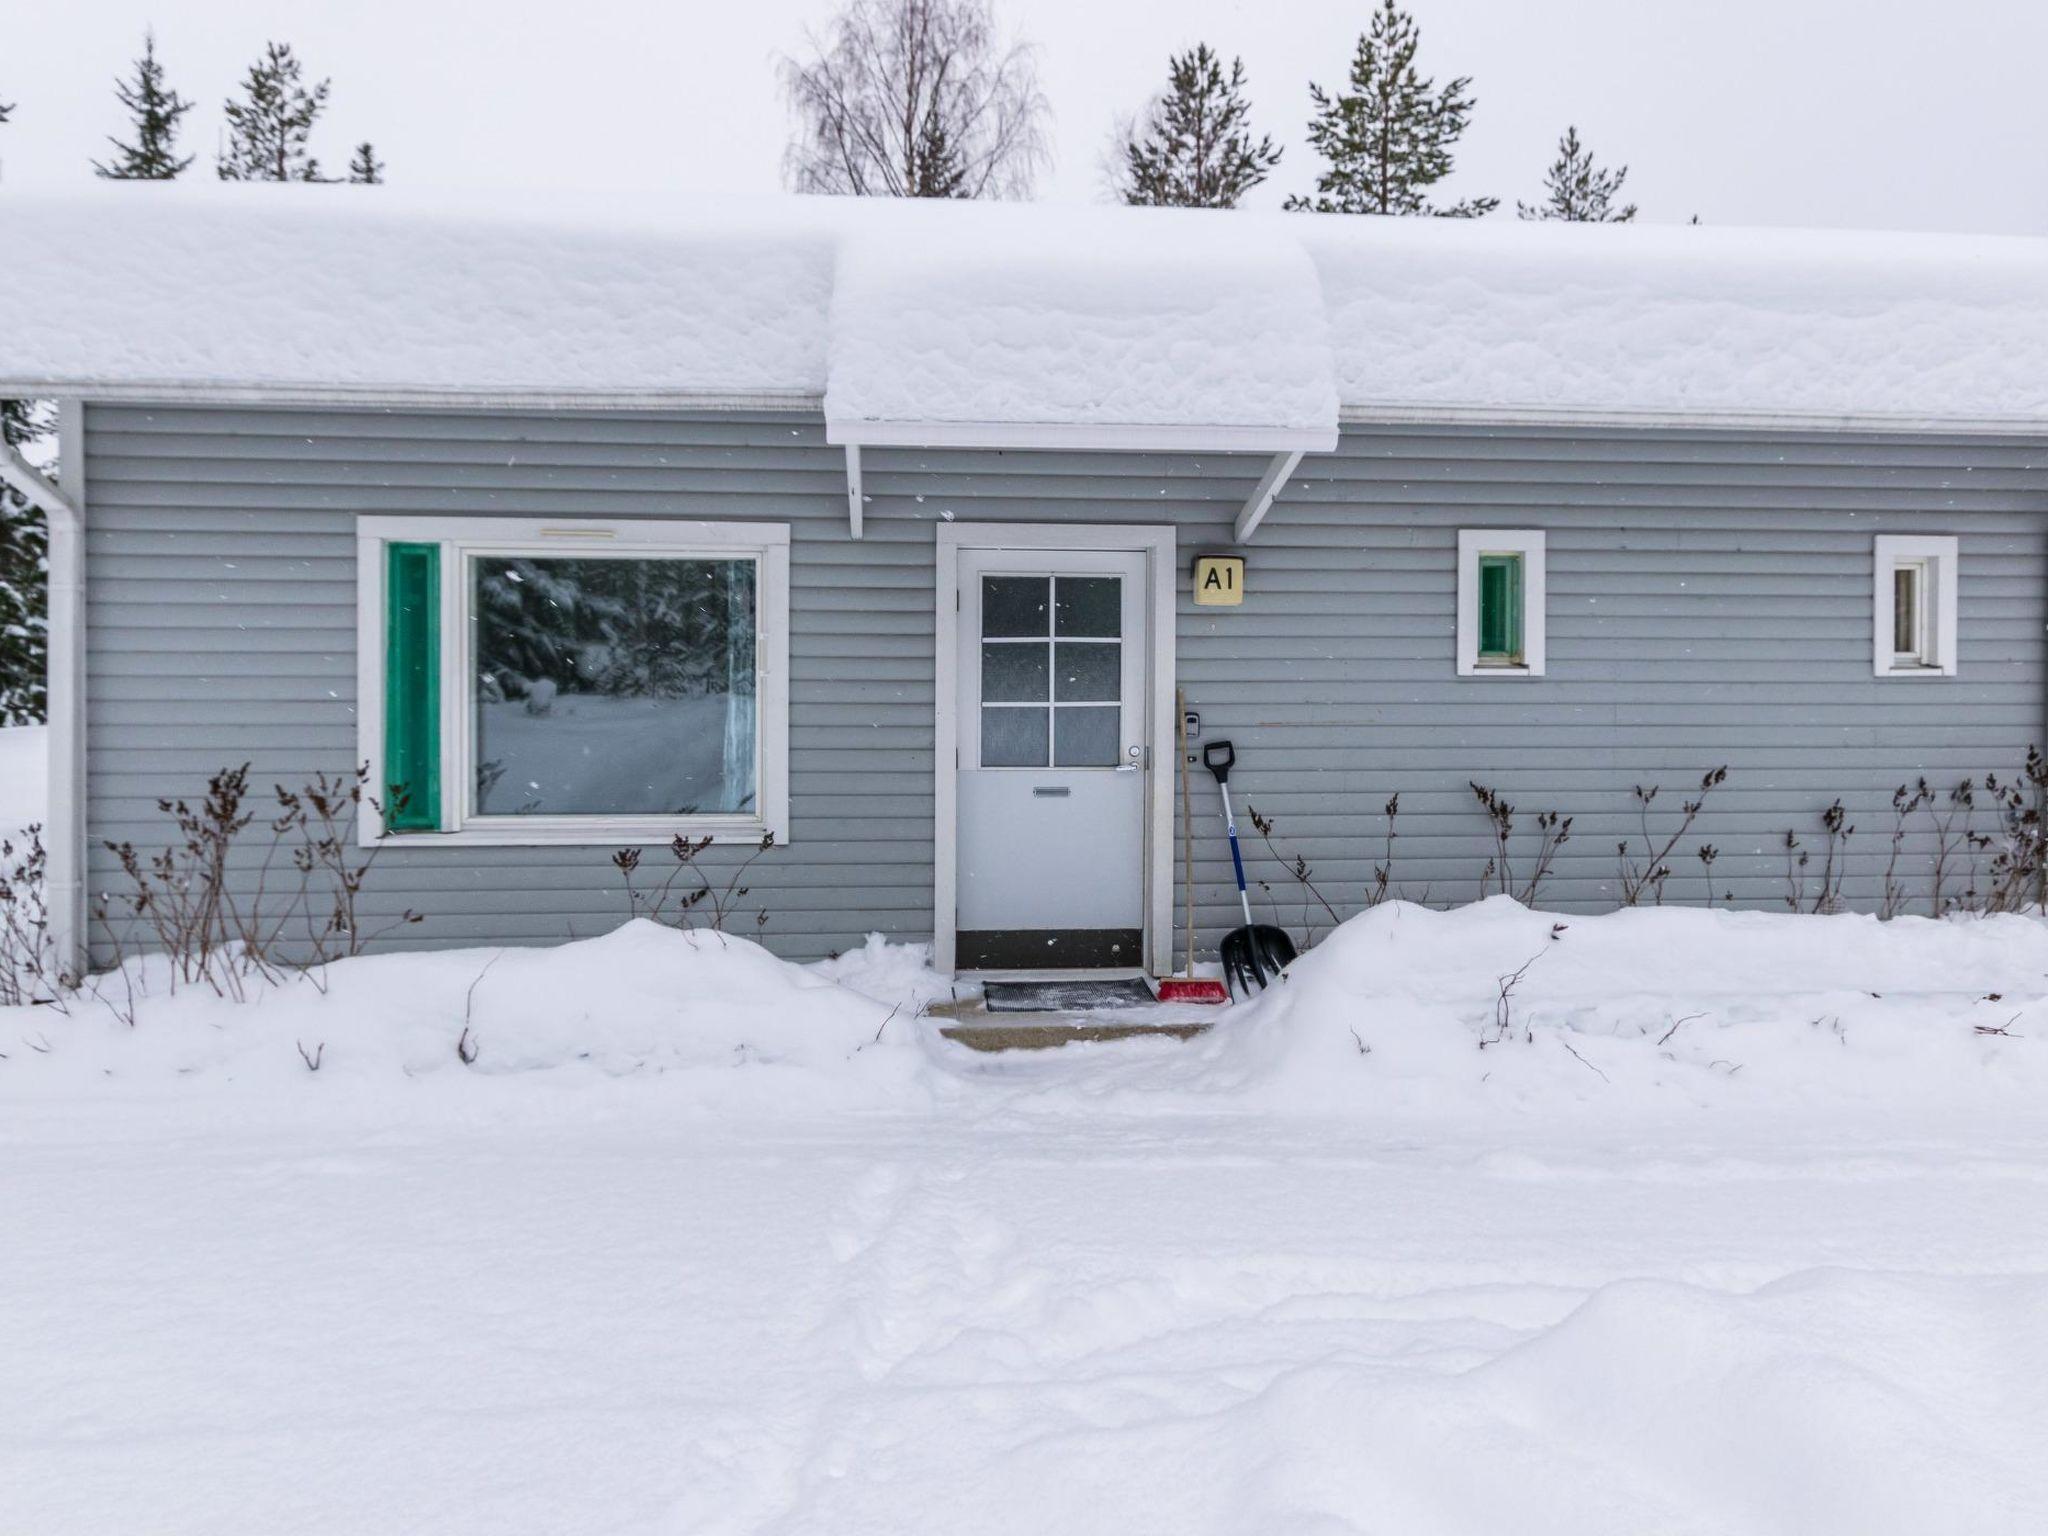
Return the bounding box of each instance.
[955,547,1148,970]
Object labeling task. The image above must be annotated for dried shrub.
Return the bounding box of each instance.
[97,763,421,999]
[1616,766,1727,906]
[1247,804,1339,947]
[0,824,65,1008]
[1880,781,1932,920]
[1470,782,1572,905]
[613,831,775,936]
[1367,792,1400,907]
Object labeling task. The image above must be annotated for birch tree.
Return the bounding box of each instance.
[780,0,1049,199]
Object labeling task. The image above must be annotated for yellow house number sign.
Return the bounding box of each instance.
[1193,554,1245,606]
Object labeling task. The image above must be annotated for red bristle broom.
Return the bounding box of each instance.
[1156,687,1230,1005]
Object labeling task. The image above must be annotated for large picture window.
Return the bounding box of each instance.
[357,518,789,845]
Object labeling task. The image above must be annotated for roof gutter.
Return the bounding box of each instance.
[0,382,827,413]
[1,407,84,982]
[1339,401,2048,436]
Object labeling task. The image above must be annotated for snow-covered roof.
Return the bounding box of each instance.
[3,186,2047,437]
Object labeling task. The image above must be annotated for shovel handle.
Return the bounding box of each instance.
[1203,739,1235,783]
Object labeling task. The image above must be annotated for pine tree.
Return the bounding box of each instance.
[1286,0,1495,218]
[0,100,42,721]
[94,31,194,179]
[1518,125,1636,222]
[347,141,385,184]
[0,400,52,725]
[910,107,966,197]
[1115,44,1280,208]
[216,42,331,182]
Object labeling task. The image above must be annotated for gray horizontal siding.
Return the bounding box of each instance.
[81,405,2048,965]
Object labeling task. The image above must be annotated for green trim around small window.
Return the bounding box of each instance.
[1476,552,1525,664]
[383,542,441,831]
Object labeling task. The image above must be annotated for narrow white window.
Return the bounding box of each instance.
[355,516,791,846]
[1457,529,1546,677]
[1873,535,1958,677]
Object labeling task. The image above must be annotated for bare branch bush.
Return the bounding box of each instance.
[1781,827,1808,912]
[1881,781,1932,919]
[1479,922,1567,1048]
[1616,766,1727,906]
[1978,748,2048,912]
[613,832,776,938]
[0,824,69,1008]
[779,0,1050,199]
[96,763,422,1001]
[1924,778,1983,916]
[1811,798,1854,913]
[1470,783,1572,905]
[1367,792,1400,907]
[1247,803,1339,946]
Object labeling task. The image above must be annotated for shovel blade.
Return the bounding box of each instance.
[1220,924,1299,998]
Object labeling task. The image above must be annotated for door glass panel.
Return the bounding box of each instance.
[983,576,1050,638]
[1054,577,1121,637]
[1053,641,1121,702]
[981,642,1049,702]
[1054,706,1120,767]
[981,706,1049,768]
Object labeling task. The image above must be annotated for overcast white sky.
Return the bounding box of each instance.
[4,0,2045,233]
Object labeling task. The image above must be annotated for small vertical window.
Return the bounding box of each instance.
[1874,536,1958,677]
[1458,530,1546,676]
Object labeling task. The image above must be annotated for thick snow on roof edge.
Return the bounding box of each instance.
[4,186,2047,431]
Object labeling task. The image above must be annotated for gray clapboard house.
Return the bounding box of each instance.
[4,192,2047,976]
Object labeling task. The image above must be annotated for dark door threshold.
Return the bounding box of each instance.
[956,927,1143,970]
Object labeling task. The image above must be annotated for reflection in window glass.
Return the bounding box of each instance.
[981,707,1049,768]
[1054,706,1120,767]
[981,642,1050,702]
[471,556,756,816]
[983,576,1050,638]
[1054,577,1120,637]
[1053,641,1120,701]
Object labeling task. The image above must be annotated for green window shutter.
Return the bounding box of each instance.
[383,542,441,831]
[1477,553,1524,662]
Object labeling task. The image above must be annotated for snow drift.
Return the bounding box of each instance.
[0,919,942,1106]
[1202,897,2048,1121]
[7,899,2047,1135]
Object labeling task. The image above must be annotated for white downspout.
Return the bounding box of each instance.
[51,400,85,980]
[0,403,87,981]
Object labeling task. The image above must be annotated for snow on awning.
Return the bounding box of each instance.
[822,203,1338,452]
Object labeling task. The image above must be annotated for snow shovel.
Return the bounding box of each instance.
[1203,740,1298,997]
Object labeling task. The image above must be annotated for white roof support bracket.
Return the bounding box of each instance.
[1233,449,1304,544]
[0,440,78,524]
[844,442,864,539]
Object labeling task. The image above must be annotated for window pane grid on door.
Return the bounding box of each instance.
[979,572,1124,769]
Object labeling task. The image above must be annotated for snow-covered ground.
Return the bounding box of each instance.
[0,722,47,838]
[5,902,2047,1533]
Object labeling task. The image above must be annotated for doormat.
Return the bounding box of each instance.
[982,978,1159,1013]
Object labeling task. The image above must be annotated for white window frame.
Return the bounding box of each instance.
[1873,535,1958,678]
[355,515,790,846]
[1456,528,1547,677]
